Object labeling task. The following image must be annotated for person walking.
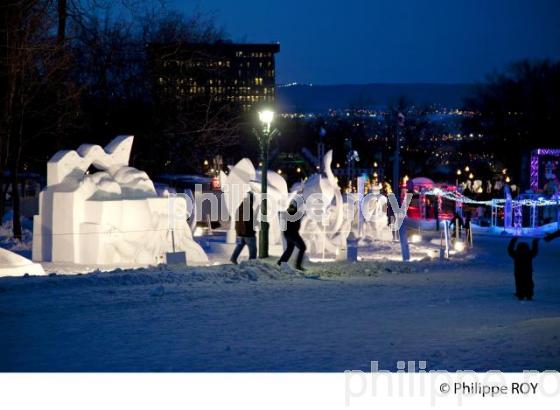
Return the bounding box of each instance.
[449,211,464,238]
[507,237,539,300]
[230,192,257,264]
[434,198,440,231]
[277,200,307,271]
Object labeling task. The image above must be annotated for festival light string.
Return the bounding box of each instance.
[421,190,560,208]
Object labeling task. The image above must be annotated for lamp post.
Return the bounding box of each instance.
[256,110,278,258]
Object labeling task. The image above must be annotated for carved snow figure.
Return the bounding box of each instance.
[220,150,354,259]
[358,188,393,241]
[32,135,207,266]
[294,150,351,258]
[220,158,292,248]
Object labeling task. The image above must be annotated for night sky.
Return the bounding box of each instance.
[176,0,560,85]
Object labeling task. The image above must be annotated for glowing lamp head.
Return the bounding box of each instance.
[410,233,422,243]
[258,110,274,131]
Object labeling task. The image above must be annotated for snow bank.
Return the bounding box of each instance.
[0,248,44,277]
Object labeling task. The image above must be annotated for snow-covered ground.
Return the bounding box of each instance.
[1,232,559,372]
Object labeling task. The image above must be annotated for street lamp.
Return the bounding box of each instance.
[456,169,462,186]
[259,110,274,133]
[255,109,279,258]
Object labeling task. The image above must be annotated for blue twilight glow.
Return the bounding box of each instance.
[176,0,560,84]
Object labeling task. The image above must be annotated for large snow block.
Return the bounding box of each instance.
[32,135,208,266]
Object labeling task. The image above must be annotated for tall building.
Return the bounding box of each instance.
[149,42,280,112]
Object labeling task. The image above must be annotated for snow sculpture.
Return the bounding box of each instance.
[32,135,207,266]
[249,169,293,246]
[359,186,393,241]
[220,150,351,258]
[220,158,291,247]
[0,248,45,277]
[295,150,351,257]
[220,158,256,243]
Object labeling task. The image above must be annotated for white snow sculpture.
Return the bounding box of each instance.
[220,159,292,247]
[296,150,351,257]
[220,151,351,257]
[32,135,207,266]
[250,169,295,246]
[220,158,256,220]
[0,248,45,277]
[220,158,256,243]
[359,188,393,241]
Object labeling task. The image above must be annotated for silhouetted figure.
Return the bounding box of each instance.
[230,193,256,264]
[277,201,307,271]
[465,213,472,245]
[507,237,539,300]
[387,197,395,227]
[449,212,464,238]
[434,200,440,231]
[424,199,431,219]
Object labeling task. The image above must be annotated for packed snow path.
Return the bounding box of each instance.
[1,236,559,371]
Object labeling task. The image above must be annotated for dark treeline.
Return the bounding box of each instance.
[1,1,559,241]
[0,0,253,239]
[463,60,560,186]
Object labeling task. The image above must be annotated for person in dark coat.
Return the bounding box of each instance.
[387,197,395,227]
[230,192,256,264]
[433,199,440,231]
[464,213,472,245]
[507,237,539,300]
[424,199,432,220]
[277,200,307,271]
[449,212,464,238]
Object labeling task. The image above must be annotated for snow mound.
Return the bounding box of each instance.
[0,248,45,277]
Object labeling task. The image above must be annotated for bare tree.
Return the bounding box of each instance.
[1,0,79,239]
